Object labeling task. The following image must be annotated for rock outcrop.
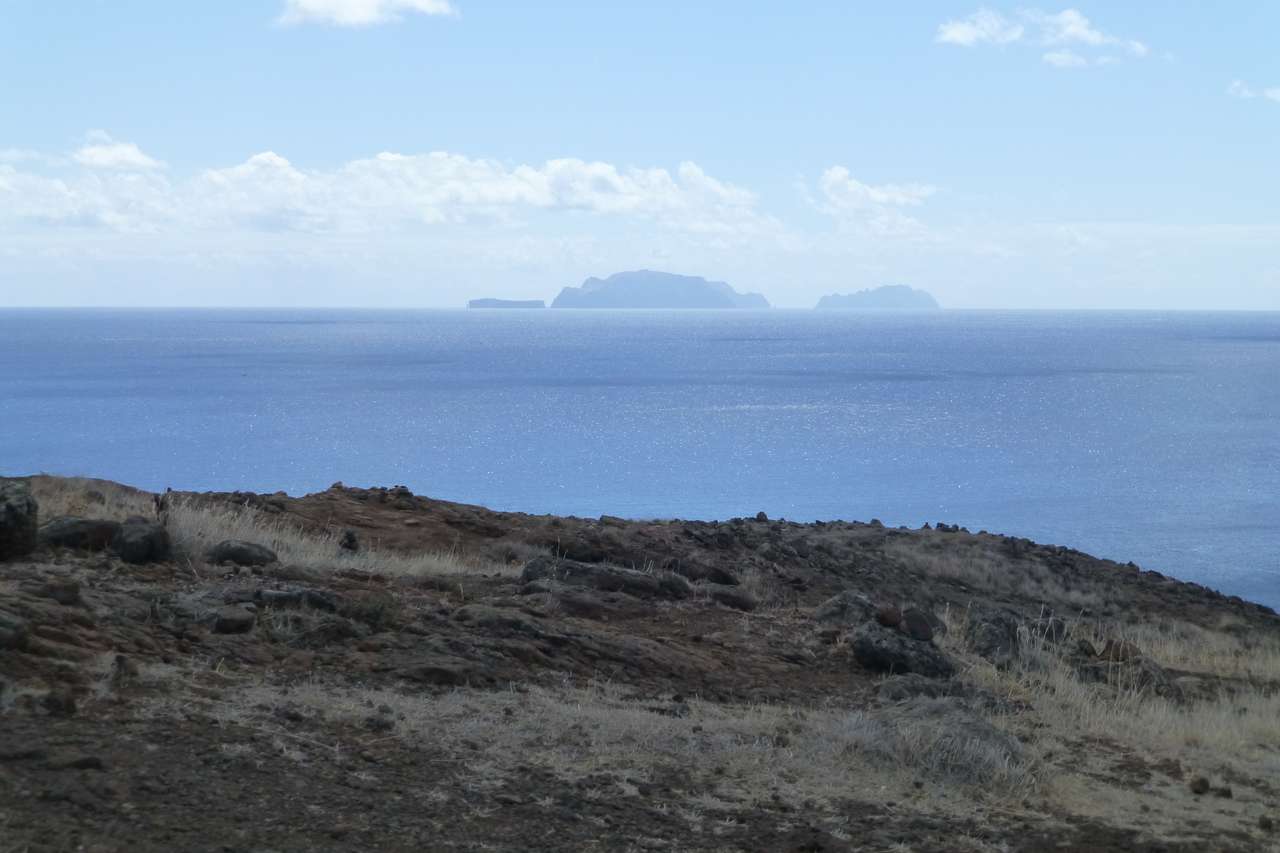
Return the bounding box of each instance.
[38,517,121,552]
[112,517,171,564]
[207,540,278,567]
[0,481,38,560]
[851,620,955,678]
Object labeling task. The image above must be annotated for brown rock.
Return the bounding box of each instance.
[900,609,934,642]
[213,606,256,635]
[876,605,903,628]
[0,481,39,560]
[38,517,121,552]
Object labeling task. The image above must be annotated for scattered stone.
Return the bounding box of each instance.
[213,606,256,634]
[0,481,39,560]
[112,516,171,564]
[38,517,121,552]
[702,583,758,612]
[36,579,81,606]
[1213,786,1233,799]
[851,621,955,679]
[876,605,903,628]
[521,556,690,601]
[814,590,877,626]
[1259,816,1274,832]
[208,540,278,567]
[964,611,1020,668]
[1189,776,1210,795]
[900,608,934,642]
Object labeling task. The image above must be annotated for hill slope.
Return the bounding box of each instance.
[1,474,1277,852]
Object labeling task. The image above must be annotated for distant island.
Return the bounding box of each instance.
[467,299,546,309]
[551,270,770,310]
[815,285,940,311]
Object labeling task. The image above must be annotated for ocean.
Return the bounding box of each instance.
[2,308,1277,608]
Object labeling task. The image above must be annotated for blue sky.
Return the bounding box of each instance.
[1,1,1278,308]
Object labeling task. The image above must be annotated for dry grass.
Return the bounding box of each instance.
[163,497,514,578]
[26,474,515,580]
[26,474,154,520]
[883,535,1102,610]
[940,607,1280,781]
[136,675,1036,818]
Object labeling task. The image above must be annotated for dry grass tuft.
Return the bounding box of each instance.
[884,534,1103,610]
[940,607,1280,782]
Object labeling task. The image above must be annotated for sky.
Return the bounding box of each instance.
[1,1,1278,309]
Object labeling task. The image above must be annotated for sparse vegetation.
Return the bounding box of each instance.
[4,475,1278,851]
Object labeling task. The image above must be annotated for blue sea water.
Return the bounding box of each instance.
[1,308,1277,608]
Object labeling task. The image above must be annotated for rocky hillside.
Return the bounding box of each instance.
[1,475,1278,852]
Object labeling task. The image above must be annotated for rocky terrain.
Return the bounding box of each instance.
[2,475,1278,852]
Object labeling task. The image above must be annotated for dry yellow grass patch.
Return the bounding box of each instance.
[940,608,1280,798]
[27,474,153,520]
[163,497,514,578]
[26,474,515,580]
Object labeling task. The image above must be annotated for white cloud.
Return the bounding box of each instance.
[940,7,1149,66]
[936,8,1024,46]
[1229,80,1280,103]
[1228,80,1257,99]
[278,0,456,27]
[1034,8,1108,46]
[72,133,164,171]
[815,167,937,236]
[1042,50,1088,68]
[0,141,770,239]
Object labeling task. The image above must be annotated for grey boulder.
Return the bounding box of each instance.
[208,539,278,567]
[851,620,955,679]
